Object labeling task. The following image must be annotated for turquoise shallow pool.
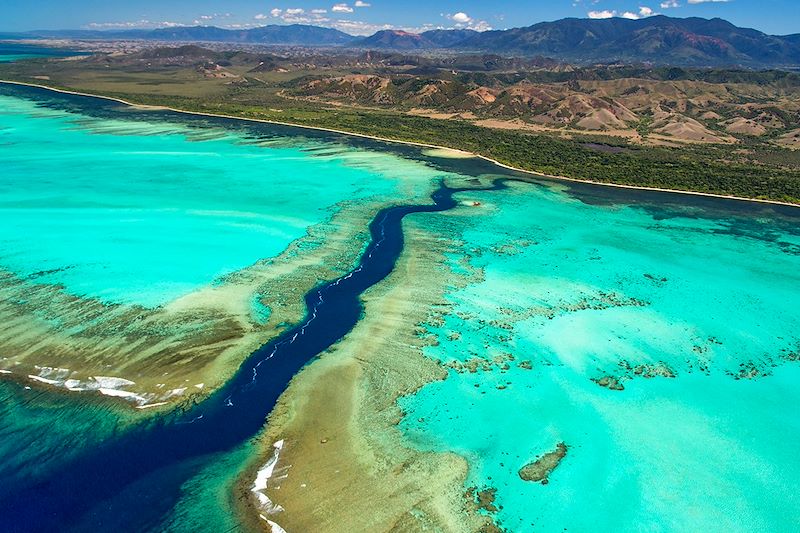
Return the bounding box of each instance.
[400,181,800,531]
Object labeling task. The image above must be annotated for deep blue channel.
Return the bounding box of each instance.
[0,178,507,532]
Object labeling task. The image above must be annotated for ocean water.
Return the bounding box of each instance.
[0,42,85,62]
[0,87,438,307]
[400,181,800,531]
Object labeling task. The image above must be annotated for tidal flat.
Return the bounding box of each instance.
[1,81,799,532]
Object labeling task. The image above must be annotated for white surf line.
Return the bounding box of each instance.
[252,439,288,531]
[2,79,798,210]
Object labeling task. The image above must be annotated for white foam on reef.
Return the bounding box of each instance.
[98,388,147,404]
[64,379,84,390]
[261,517,288,533]
[20,367,155,405]
[28,375,61,385]
[0,369,12,374]
[93,376,136,389]
[136,402,168,410]
[17,366,206,407]
[163,387,187,399]
[252,440,288,519]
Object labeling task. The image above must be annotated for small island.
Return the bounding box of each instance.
[519,443,569,484]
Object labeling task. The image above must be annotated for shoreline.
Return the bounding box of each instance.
[2,79,798,209]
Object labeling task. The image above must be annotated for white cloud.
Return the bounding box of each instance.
[442,11,491,31]
[285,8,305,15]
[661,0,680,7]
[86,19,182,29]
[687,0,729,3]
[332,3,354,12]
[587,6,657,20]
[588,10,616,19]
[469,20,493,31]
[254,13,268,20]
[326,19,392,35]
[311,8,328,13]
[451,12,472,24]
[270,8,283,17]
[354,1,371,6]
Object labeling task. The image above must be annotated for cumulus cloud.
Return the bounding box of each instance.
[255,6,334,25]
[87,20,182,29]
[332,3,354,12]
[442,11,491,31]
[591,6,657,20]
[469,20,493,31]
[588,10,616,19]
[687,0,729,3]
[660,0,680,7]
[327,19,392,34]
[354,1,371,6]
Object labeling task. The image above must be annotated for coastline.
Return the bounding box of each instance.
[2,79,798,209]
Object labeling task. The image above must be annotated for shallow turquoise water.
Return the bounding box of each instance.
[0,84,478,532]
[400,182,800,531]
[0,42,84,62]
[0,54,31,62]
[1,82,799,531]
[0,92,438,307]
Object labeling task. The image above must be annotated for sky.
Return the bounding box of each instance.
[3,0,798,36]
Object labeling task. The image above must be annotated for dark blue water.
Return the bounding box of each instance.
[0,178,507,532]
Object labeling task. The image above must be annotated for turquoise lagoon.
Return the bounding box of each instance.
[0,89,439,307]
[0,42,85,62]
[0,84,460,531]
[400,180,800,531]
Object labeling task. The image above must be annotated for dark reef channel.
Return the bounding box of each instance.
[0,178,508,532]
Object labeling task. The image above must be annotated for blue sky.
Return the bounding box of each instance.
[4,0,798,35]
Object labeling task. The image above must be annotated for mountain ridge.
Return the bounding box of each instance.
[27,24,356,46]
[451,16,800,66]
[16,16,800,67]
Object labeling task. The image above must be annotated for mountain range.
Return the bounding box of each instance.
[26,24,355,46]
[17,16,800,68]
